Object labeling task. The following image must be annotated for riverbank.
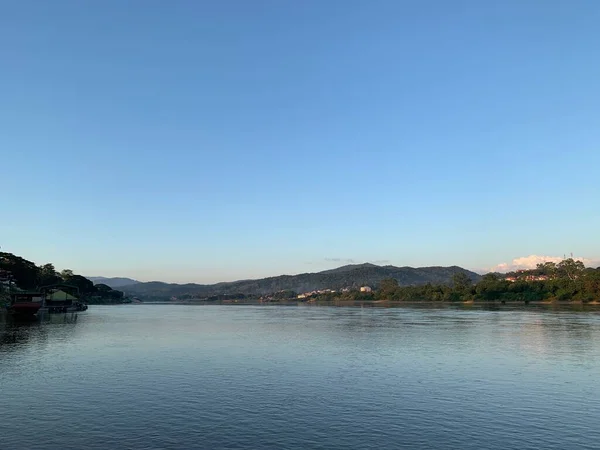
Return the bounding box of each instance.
[166,298,600,311]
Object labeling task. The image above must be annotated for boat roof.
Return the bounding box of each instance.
[47,290,77,300]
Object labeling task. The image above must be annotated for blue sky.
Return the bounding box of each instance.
[1,0,599,282]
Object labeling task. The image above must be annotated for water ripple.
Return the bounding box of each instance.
[1,305,600,449]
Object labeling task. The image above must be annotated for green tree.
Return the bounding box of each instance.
[38,263,61,286]
[61,269,74,280]
[0,252,39,289]
[557,258,585,281]
[378,278,399,299]
[64,275,96,295]
[536,262,557,277]
[581,269,600,302]
[475,273,508,301]
[452,272,472,291]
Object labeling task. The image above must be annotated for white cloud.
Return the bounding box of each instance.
[490,255,600,273]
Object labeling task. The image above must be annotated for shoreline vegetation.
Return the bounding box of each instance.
[0,252,129,306]
[2,251,599,309]
[165,259,600,308]
[298,259,600,305]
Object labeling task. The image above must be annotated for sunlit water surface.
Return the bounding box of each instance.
[1,305,600,449]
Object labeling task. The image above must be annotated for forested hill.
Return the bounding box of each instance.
[0,252,126,304]
[120,263,482,300]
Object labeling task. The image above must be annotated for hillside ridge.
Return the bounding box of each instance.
[120,263,481,300]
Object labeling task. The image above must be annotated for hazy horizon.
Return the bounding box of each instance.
[2,1,599,283]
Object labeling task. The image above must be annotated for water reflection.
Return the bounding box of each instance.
[2,306,600,363]
[243,305,600,366]
[0,319,41,346]
[0,311,80,357]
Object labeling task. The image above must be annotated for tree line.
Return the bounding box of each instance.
[0,252,126,304]
[310,259,600,303]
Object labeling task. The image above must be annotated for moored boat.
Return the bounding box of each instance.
[8,292,45,316]
[40,287,88,313]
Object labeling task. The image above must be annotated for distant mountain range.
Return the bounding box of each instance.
[87,277,140,288]
[117,263,481,301]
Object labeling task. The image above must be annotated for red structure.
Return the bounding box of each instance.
[8,292,44,316]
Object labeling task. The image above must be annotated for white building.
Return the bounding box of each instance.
[360,286,372,293]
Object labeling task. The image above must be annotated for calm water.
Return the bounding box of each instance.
[1,305,600,450]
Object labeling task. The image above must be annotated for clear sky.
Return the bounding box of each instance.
[2,0,599,283]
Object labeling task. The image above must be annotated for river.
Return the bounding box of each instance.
[1,305,599,449]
